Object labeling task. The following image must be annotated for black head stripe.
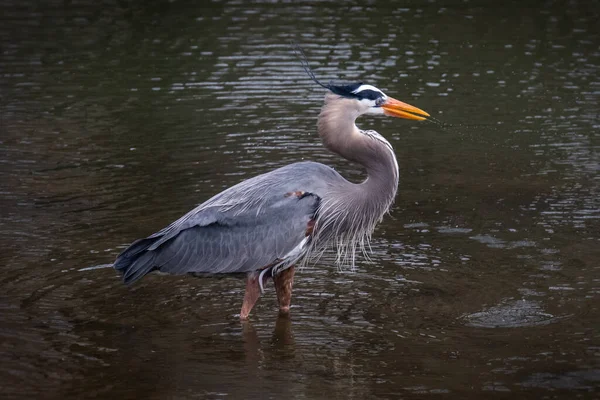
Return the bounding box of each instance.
[329,82,363,98]
[355,89,383,101]
[331,84,385,101]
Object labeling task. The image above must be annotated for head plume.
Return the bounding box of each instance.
[292,43,367,99]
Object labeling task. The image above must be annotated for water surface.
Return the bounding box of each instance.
[1,0,599,398]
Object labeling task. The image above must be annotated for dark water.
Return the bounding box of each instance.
[1,0,599,398]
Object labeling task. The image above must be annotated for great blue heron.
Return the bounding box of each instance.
[114,59,429,320]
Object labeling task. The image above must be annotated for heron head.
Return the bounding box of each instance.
[293,44,429,120]
[328,82,430,121]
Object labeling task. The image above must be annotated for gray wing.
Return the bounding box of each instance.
[113,162,339,284]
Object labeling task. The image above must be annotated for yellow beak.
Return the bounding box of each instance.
[381,97,430,121]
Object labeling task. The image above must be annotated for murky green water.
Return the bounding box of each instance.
[1,0,599,398]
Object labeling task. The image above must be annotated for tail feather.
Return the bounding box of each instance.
[122,251,157,284]
[114,237,161,285]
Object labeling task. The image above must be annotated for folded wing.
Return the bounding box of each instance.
[114,191,319,284]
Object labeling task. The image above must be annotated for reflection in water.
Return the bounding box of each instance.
[271,316,295,347]
[1,0,599,398]
[241,317,296,374]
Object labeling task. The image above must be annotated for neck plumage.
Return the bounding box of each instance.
[317,94,399,205]
[309,94,399,267]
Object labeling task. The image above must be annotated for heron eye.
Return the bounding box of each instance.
[375,97,385,107]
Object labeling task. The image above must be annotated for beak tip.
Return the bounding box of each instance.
[382,97,430,121]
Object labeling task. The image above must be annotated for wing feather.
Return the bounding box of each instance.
[114,192,319,284]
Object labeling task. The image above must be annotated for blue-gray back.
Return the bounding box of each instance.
[114,161,347,283]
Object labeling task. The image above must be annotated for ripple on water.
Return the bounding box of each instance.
[436,226,473,234]
[462,299,568,328]
[518,369,600,391]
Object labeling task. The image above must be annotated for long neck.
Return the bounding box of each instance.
[317,94,399,203]
[309,94,399,267]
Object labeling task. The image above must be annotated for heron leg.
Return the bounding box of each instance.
[240,272,261,320]
[273,266,295,316]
